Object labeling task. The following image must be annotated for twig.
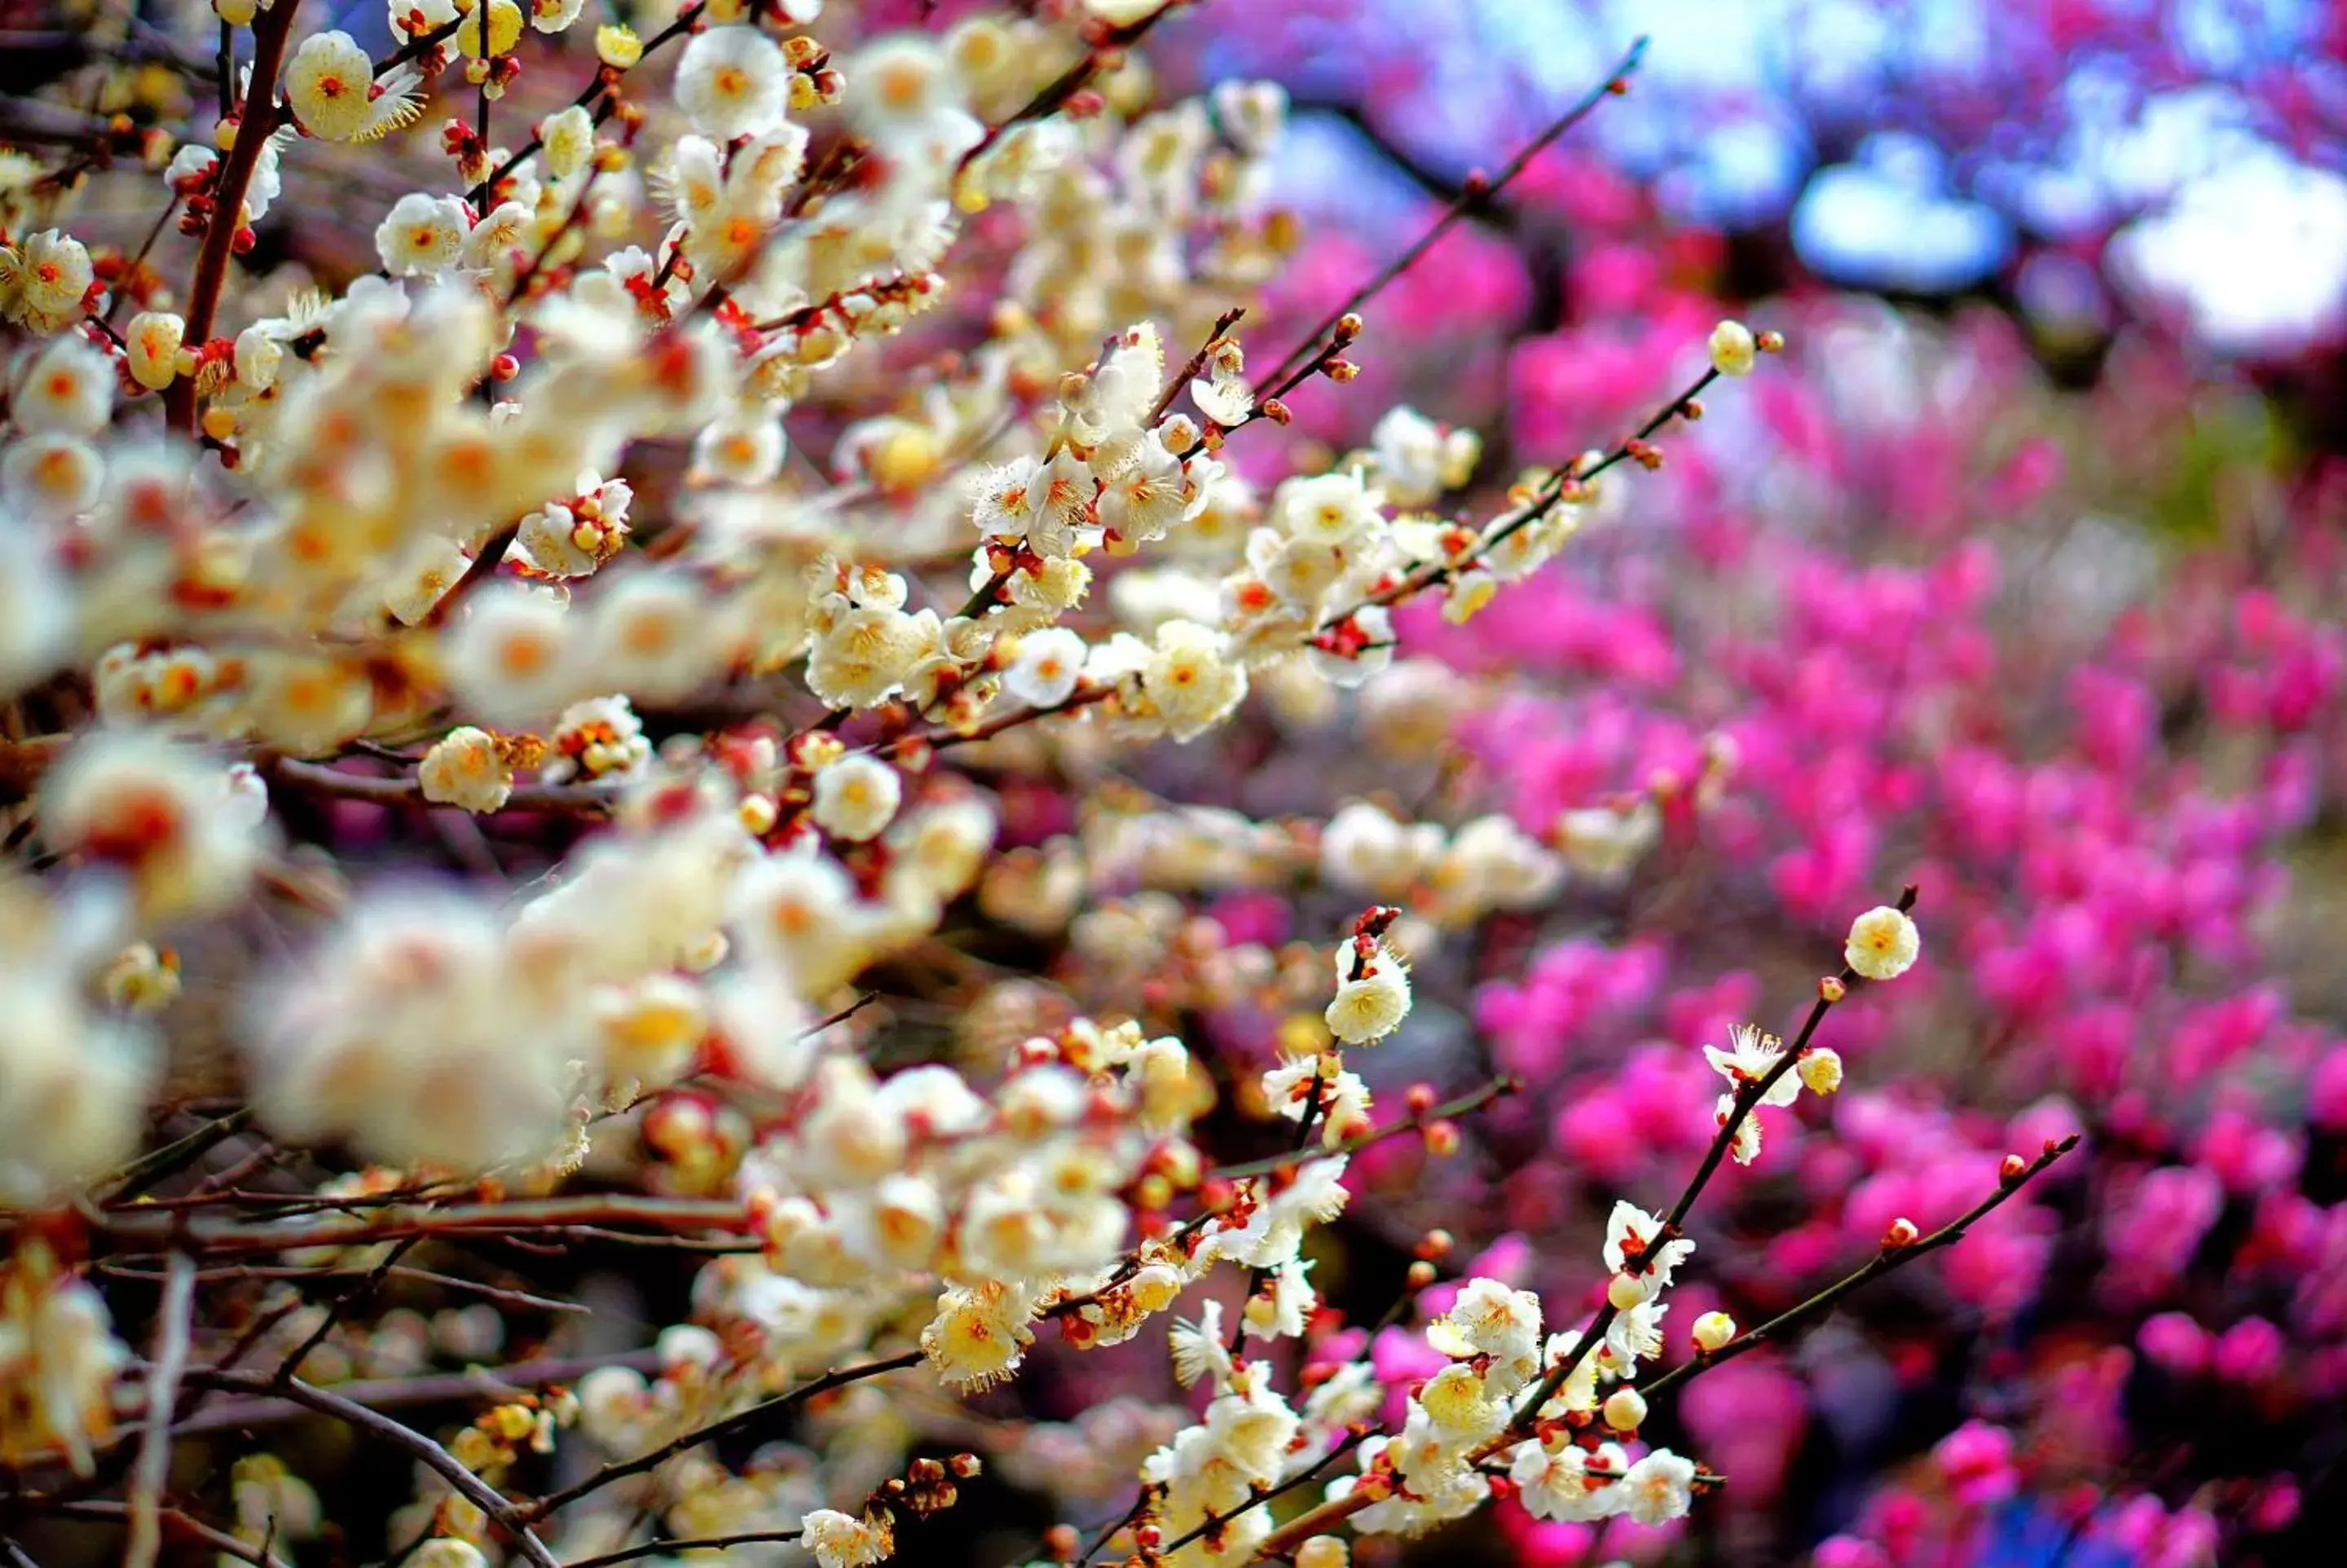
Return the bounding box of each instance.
[951,2,1181,179]
[125,1253,197,1568]
[1146,1429,1371,1563]
[919,683,1122,754]
[472,5,706,205]
[98,1107,255,1203]
[263,755,621,814]
[40,1502,288,1568]
[559,1529,806,1568]
[183,1370,561,1568]
[422,520,522,628]
[1147,305,1245,426]
[1248,889,1922,1561]
[269,1234,421,1384]
[73,1193,750,1258]
[175,1348,663,1435]
[101,1260,590,1315]
[165,0,306,434]
[1637,1134,2083,1401]
[102,197,183,328]
[517,1350,925,1522]
[1204,1077,1517,1182]
[1256,35,1651,390]
[1323,362,1719,631]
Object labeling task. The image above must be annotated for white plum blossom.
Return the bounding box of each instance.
[1708,318,1758,377]
[418,726,513,813]
[674,26,790,141]
[810,755,902,843]
[1623,1448,1700,1524]
[1846,904,1921,980]
[375,192,470,277]
[1704,1022,1799,1106]
[1323,939,1410,1044]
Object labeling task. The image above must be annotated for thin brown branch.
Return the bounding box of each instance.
[952,2,1182,180]
[165,0,306,435]
[40,1502,288,1568]
[183,1369,561,1568]
[1256,34,1651,390]
[1638,1133,2082,1402]
[473,5,706,205]
[561,1529,806,1568]
[1249,888,1920,1561]
[517,1350,925,1522]
[75,1194,751,1259]
[1323,362,1719,631]
[262,755,621,815]
[125,1253,196,1568]
[174,1348,663,1436]
[1204,1075,1517,1182]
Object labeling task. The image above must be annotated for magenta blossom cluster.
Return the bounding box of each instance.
[1318,293,2347,1562]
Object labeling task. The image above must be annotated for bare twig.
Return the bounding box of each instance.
[1204,1076,1517,1183]
[175,1348,663,1436]
[41,1502,289,1568]
[1256,35,1652,390]
[125,1253,197,1568]
[1637,1134,2084,1401]
[183,1369,561,1568]
[73,1194,750,1258]
[518,1350,925,1522]
[560,1529,805,1568]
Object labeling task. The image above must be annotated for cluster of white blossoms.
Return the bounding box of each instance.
[725,1015,1213,1388]
[1319,799,1561,930]
[0,1243,133,1475]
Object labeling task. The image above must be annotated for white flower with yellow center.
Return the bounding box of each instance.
[418,726,513,813]
[1845,904,1921,980]
[374,192,470,278]
[285,33,377,142]
[674,25,789,141]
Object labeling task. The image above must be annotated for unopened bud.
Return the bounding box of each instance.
[1424,1118,1460,1157]
[1262,397,1292,425]
[1334,312,1363,340]
[1691,1310,1737,1353]
[1602,1387,1648,1431]
[1405,1259,1438,1289]
[1819,976,1847,1003]
[1883,1216,1921,1250]
[1416,1228,1454,1260]
[2000,1152,2028,1184]
[1607,1271,1647,1310]
[737,793,777,836]
[1324,357,1358,382]
[950,1452,982,1478]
